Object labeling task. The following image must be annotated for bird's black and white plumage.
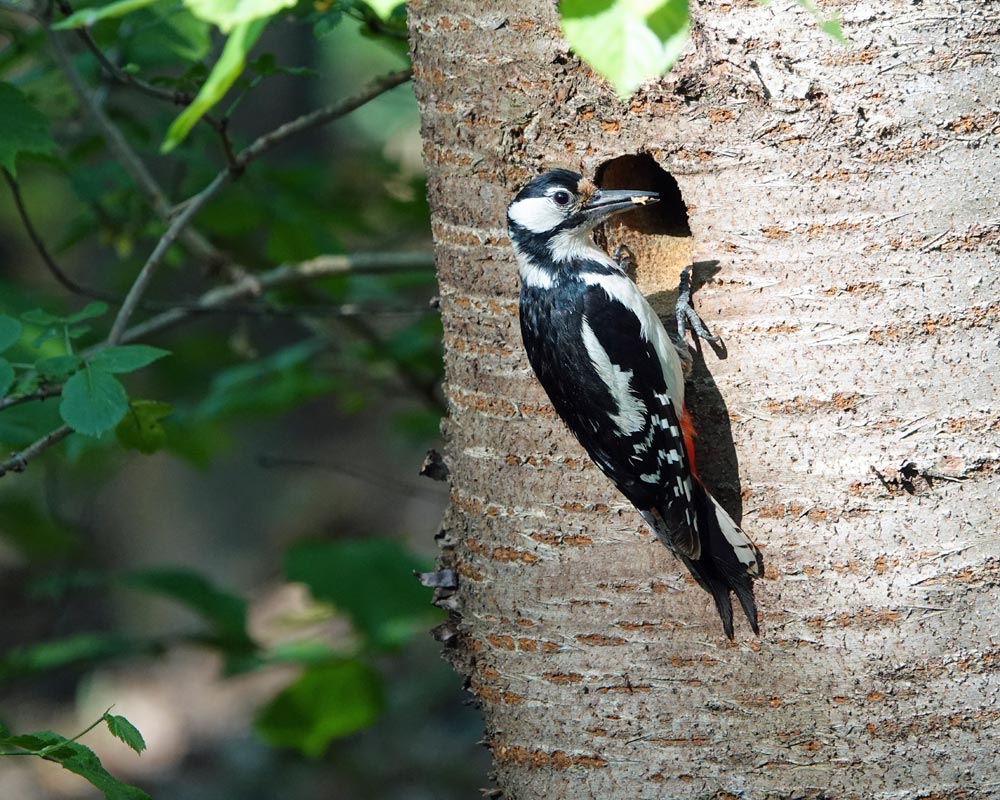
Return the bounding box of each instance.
[507,168,764,638]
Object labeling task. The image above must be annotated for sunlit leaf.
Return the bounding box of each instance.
[254,660,383,756]
[560,0,690,97]
[362,0,403,20]
[115,399,172,454]
[0,83,55,177]
[143,1,212,61]
[184,0,295,32]
[53,0,160,29]
[161,19,268,152]
[60,369,129,437]
[286,538,439,649]
[103,714,146,755]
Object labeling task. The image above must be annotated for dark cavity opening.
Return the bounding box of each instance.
[595,153,690,237]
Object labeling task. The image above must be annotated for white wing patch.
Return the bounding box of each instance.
[580,317,646,435]
[580,271,685,409]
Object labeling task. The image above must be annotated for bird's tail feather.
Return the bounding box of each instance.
[655,481,763,639]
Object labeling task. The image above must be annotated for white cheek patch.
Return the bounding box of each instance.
[508,197,566,234]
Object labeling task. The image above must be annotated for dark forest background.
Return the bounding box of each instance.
[0,1,488,796]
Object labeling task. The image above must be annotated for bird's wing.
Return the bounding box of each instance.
[559,279,700,557]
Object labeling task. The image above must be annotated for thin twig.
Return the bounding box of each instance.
[48,31,173,217]
[0,426,72,477]
[108,171,229,343]
[49,28,227,271]
[54,0,194,107]
[0,386,63,412]
[108,68,413,341]
[116,251,435,343]
[2,168,118,302]
[0,251,434,477]
[236,68,413,165]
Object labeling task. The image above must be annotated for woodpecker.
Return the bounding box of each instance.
[507,168,764,638]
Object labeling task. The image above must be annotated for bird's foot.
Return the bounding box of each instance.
[675,265,722,348]
[613,244,636,277]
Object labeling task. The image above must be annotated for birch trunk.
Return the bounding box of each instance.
[409,1,1000,797]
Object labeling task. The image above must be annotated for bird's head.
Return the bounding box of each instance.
[507,169,659,265]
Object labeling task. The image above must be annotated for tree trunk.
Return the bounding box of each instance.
[408,1,1000,797]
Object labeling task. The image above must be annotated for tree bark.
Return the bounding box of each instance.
[408,1,1000,797]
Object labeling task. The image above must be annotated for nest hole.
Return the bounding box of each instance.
[595,153,693,314]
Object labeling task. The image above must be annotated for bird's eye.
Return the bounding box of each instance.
[552,190,572,207]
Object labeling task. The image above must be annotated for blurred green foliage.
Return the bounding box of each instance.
[0,0,454,796]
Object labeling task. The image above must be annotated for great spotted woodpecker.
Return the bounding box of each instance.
[507,169,764,638]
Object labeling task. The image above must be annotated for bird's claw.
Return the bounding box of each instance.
[613,244,636,276]
[675,265,722,348]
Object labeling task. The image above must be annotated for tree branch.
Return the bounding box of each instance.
[54,0,195,107]
[0,385,63,412]
[48,29,226,271]
[0,251,435,478]
[0,426,72,477]
[235,68,413,166]
[108,170,229,343]
[117,251,435,343]
[108,68,414,341]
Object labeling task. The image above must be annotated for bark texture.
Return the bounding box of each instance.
[409,1,1000,797]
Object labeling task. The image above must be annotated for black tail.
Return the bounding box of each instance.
[649,480,764,639]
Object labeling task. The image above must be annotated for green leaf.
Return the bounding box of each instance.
[254,660,383,756]
[0,731,150,800]
[88,345,170,374]
[184,0,295,32]
[0,83,56,177]
[53,0,160,29]
[120,568,252,647]
[115,399,172,454]
[250,53,316,78]
[196,339,334,421]
[285,538,439,649]
[144,1,212,61]
[66,302,109,324]
[0,315,22,352]
[362,0,403,20]
[818,15,846,43]
[103,714,146,755]
[60,368,129,437]
[36,354,83,381]
[20,308,61,326]
[0,359,14,399]
[161,19,268,152]
[560,0,690,97]
[0,634,135,680]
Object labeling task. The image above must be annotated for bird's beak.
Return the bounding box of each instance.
[581,189,659,224]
